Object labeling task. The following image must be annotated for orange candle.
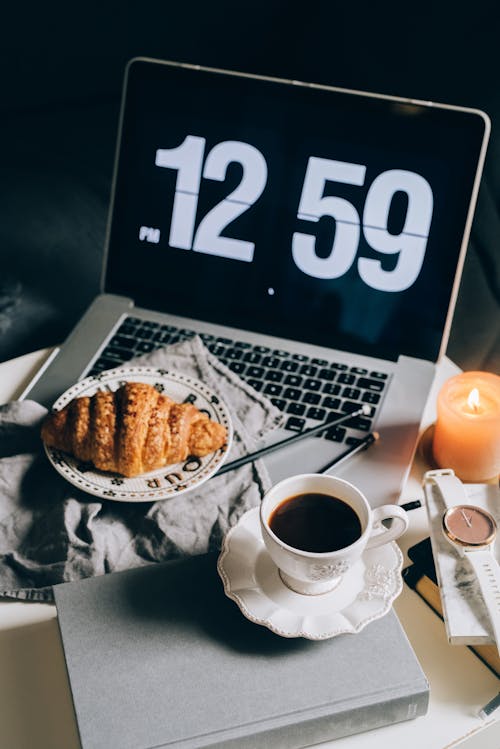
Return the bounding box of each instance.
[433,371,500,482]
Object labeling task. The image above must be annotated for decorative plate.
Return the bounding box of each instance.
[43,366,232,502]
[217,507,403,640]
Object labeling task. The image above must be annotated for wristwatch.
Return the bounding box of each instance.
[425,468,500,653]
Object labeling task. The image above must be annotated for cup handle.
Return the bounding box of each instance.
[365,505,409,549]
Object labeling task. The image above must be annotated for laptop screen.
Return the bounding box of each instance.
[105,58,489,363]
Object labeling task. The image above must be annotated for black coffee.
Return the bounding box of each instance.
[269,492,362,553]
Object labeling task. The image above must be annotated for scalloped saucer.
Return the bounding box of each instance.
[217,507,403,640]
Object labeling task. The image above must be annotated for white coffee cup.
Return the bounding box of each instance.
[260,473,409,595]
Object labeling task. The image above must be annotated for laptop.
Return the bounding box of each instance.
[24,57,490,507]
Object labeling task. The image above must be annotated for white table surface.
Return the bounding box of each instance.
[0,349,498,749]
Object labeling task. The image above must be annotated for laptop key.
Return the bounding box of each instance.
[284,374,303,387]
[234,341,252,348]
[270,398,287,411]
[287,402,306,416]
[137,328,154,340]
[306,407,326,421]
[362,391,380,404]
[357,377,385,392]
[264,383,283,396]
[254,345,270,353]
[137,341,155,353]
[283,387,301,400]
[243,351,262,363]
[103,347,135,361]
[303,391,321,405]
[91,357,123,372]
[246,378,263,392]
[229,361,246,374]
[341,400,364,414]
[370,371,388,380]
[225,349,243,359]
[322,382,341,395]
[350,366,368,374]
[262,356,281,368]
[330,362,348,371]
[265,370,283,383]
[273,349,290,357]
[300,364,317,377]
[158,323,179,333]
[216,336,233,344]
[303,378,321,391]
[318,368,335,381]
[325,426,346,442]
[311,358,328,366]
[346,416,371,431]
[337,373,355,385]
[291,353,309,361]
[247,365,264,378]
[208,344,227,356]
[280,360,299,372]
[285,416,305,432]
[118,323,137,336]
[322,396,340,410]
[110,335,135,349]
[342,387,361,400]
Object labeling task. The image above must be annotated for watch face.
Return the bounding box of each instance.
[443,505,497,547]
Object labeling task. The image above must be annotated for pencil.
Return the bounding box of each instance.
[318,431,379,474]
[216,404,372,476]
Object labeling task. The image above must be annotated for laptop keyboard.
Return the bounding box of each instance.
[88,317,389,445]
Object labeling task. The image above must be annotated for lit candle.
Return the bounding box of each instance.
[433,371,500,482]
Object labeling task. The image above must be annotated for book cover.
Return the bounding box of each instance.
[404,538,500,678]
[424,480,500,645]
[53,552,429,749]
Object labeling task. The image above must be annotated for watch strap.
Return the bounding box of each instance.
[464,549,500,652]
[424,469,468,510]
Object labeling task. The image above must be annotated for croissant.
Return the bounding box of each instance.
[41,381,228,477]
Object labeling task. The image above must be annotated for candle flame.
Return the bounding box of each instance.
[467,388,480,412]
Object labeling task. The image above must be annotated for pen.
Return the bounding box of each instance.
[478,690,500,720]
[400,500,422,512]
[318,432,378,474]
[216,404,371,476]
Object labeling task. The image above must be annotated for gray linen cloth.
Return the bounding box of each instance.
[0,336,282,601]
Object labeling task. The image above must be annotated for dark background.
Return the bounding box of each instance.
[1,2,499,372]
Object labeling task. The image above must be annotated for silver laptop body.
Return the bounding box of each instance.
[24,58,490,507]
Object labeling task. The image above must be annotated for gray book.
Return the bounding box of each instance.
[53,553,429,749]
